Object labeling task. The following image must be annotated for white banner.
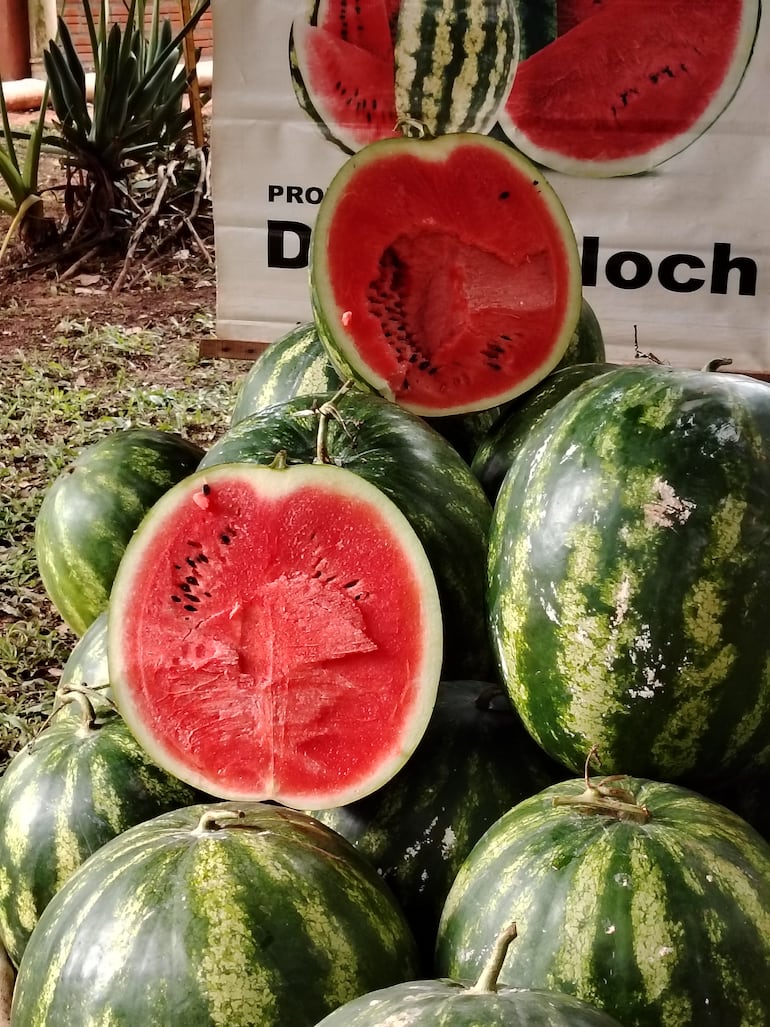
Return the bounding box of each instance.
[211,0,770,370]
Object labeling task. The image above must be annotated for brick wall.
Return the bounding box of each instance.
[57,1,213,68]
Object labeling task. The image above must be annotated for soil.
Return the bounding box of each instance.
[0,105,220,365]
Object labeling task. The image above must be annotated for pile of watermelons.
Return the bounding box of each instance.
[6,79,770,1027]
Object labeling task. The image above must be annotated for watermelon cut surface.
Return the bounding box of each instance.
[290,0,400,153]
[311,133,583,416]
[108,462,443,807]
[499,0,760,176]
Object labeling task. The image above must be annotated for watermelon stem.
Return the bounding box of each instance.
[192,808,246,836]
[467,922,518,994]
[552,745,651,824]
[313,380,356,464]
[702,357,733,373]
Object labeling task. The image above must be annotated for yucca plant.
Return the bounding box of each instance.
[43,0,210,230]
[0,78,54,262]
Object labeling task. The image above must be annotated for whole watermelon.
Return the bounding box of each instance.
[437,771,770,1027]
[11,803,419,1025]
[35,427,204,635]
[0,689,200,967]
[200,389,494,680]
[488,363,770,785]
[308,680,563,970]
[315,923,624,1026]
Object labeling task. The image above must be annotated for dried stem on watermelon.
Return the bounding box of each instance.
[467,921,518,995]
[552,746,651,824]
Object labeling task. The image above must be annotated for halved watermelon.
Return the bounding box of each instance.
[290,0,400,153]
[499,0,761,176]
[311,132,583,417]
[107,461,443,808]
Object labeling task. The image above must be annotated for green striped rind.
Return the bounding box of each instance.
[437,777,770,1027]
[231,322,343,426]
[554,296,606,371]
[0,706,199,968]
[11,803,419,1026]
[394,0,519,136]
[515,0,557,59]
[471,361,618,501]
[200,391,495,679]
[54,610,112,715]
[487,364,770,783]
[315,979,624,1025]
[35,428,204,635]
[308,680,562,971]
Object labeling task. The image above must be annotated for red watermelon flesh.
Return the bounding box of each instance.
[499,0,760,176]
[291,0,400,152]
[107,463,443,808]
[311,133,583,416]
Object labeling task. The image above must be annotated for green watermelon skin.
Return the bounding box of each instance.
[11,802,419,1026]
[200,391,494,680]
[54,610,111,714]
[471,361,618,501]
[437,777,770,1027]
[35,428,204,636]
[231,322,342,427]
[488,364,770,785]
[0,701,200,968]
[394,0,519,137]
[308,680,563,971]
[314,979,624,1025]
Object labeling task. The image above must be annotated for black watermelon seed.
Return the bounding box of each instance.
[184,605,197,612]
[202,483,211,495]
[187,541,201,548]
[220,534,231,545]
[187,595,201,603]
[203,592,212,598]
[186,576,199,586]
[171,595,182,603]
[180,583,192,593]
[197,554,209,564]
[499,190,510,200]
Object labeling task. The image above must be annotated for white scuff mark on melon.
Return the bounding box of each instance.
[544,601,559,624]
[440,825,457,860]
[611,575,632,627]
[643,478,695,529]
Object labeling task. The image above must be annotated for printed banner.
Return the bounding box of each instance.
[211,0,770,370]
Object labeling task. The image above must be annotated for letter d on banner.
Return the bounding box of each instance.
[267,220,311,269]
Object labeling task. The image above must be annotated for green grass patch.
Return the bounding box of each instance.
[0,312,246,769]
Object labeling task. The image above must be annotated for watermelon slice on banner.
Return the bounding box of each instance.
[108,461,443,808]
[500,0,761,176]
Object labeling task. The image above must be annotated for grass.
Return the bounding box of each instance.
[0,306,247,770]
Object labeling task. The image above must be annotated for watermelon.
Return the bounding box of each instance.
[497,0,761,176]
[0,689,200,968]
[107,459,443,805]
[308,680,563,970]
[471,360,618,501]
[230,321,340,427]
[290,0,520,153]
[311,132,583,416]
[53,609,111,713]
[200,390,495,680]
[290,0,400,153]
[35,427,204,636]
[487,363,770,784]
[436,770,770,1027]
[394,0,519,138]
[315,922,624,1025]
[10,802,419,1026]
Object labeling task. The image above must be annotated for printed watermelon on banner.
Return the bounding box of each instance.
[290,0,400,153]
[500,0,761,176]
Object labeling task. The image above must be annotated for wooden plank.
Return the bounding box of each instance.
[199,337,270,361]
[180,0,205,150]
